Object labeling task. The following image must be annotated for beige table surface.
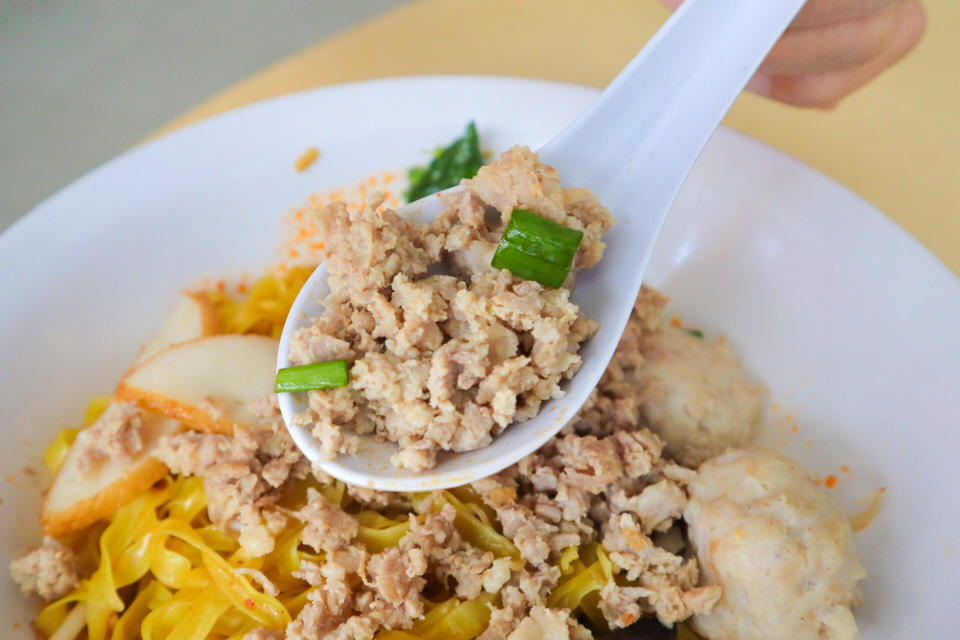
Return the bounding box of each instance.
[159,0,960,275]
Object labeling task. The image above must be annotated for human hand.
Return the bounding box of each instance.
[660,0,926,108]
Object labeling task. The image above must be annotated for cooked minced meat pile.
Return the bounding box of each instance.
[197,290,729,639]
[287,146,615,470]
[12,286,820,640]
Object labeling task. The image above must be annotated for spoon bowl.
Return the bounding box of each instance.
[277,185,608,491]
[278,0,807,490]
[277,184,631,491]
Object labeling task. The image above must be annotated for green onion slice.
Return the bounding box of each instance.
[491,209,584,288]
[275,360,349,393]
[684,329,705,339]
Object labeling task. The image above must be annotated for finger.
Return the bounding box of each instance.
[661,0,902,31]
[760,2,903,75]
[792,0,901,29]
[752,0,926,108]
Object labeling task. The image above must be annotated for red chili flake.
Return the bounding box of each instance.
[825,475,838,489]
[244,598,256,610]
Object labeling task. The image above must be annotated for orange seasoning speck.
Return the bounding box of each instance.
[295,147,319,172]
[236,283,248,294]
[790,424,799,434]
[288,248,300,259]
[216,280,225,293]
[244,598,256,610]
[670,316,683,328]
[825,475,838,489]
[308,241,326,250]
[841,465,850,474]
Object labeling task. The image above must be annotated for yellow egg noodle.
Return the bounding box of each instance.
[36,268,629,640]
[203,267,313,338]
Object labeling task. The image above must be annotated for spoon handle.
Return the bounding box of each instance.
[540,0,806,221]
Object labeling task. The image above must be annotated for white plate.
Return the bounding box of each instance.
[1,76,957,637]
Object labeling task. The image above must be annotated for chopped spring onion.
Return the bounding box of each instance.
[491,209,584,288]
[405,121,484,202]
[275,360,349,393]
[685,328,704,339]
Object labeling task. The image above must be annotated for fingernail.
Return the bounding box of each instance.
[745,73,772,96]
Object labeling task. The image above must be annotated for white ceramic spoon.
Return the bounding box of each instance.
[278,0,807,490]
